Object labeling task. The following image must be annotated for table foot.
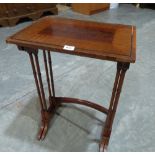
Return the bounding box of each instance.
[38,122,48,140]
[99,139,108,152]
[37,105,58,140]
[99,128,111,151]
[37,110,50,140]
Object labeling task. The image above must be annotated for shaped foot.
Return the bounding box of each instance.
[99,137,109,152]
[37,110,51,140]
[37,121,48,140]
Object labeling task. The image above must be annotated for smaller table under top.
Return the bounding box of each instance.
[6,16,136,152]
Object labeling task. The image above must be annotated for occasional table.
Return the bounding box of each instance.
[6,17,136,151]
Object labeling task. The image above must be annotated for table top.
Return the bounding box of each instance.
[6,16,136,63]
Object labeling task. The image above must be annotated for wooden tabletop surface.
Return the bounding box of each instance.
[6,16,136,63]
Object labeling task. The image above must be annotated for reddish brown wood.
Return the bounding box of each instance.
[53,97,108,114]
[99,62,129,151]
[43,50,53,108]
[28,51,44,110]
[47,51,56,107]
[38,105,59,140]
[34,52,47,110]
[6,17,136,151]
[6,17,136,63]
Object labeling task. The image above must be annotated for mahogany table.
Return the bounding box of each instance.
[6,17,136,151]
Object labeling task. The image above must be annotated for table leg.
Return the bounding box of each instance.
[26,47,130,150]
[43,50,56,109]
[28,49,57,140]
[99,62,130,152]
[47,51,57,108]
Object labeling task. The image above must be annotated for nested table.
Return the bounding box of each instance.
[6,17,136,151]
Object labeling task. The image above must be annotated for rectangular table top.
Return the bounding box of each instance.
[6,16,136,63]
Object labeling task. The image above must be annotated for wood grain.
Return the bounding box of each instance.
[6,16,136,63]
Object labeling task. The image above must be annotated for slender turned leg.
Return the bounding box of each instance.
[47,51,57,108]
[29,52,44,111]
[43,50,56,109]
[28,50,57,140]
[33,51,49,140]
[26,47,130,149]
[34,52,47,110]
[99,62,130,152]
